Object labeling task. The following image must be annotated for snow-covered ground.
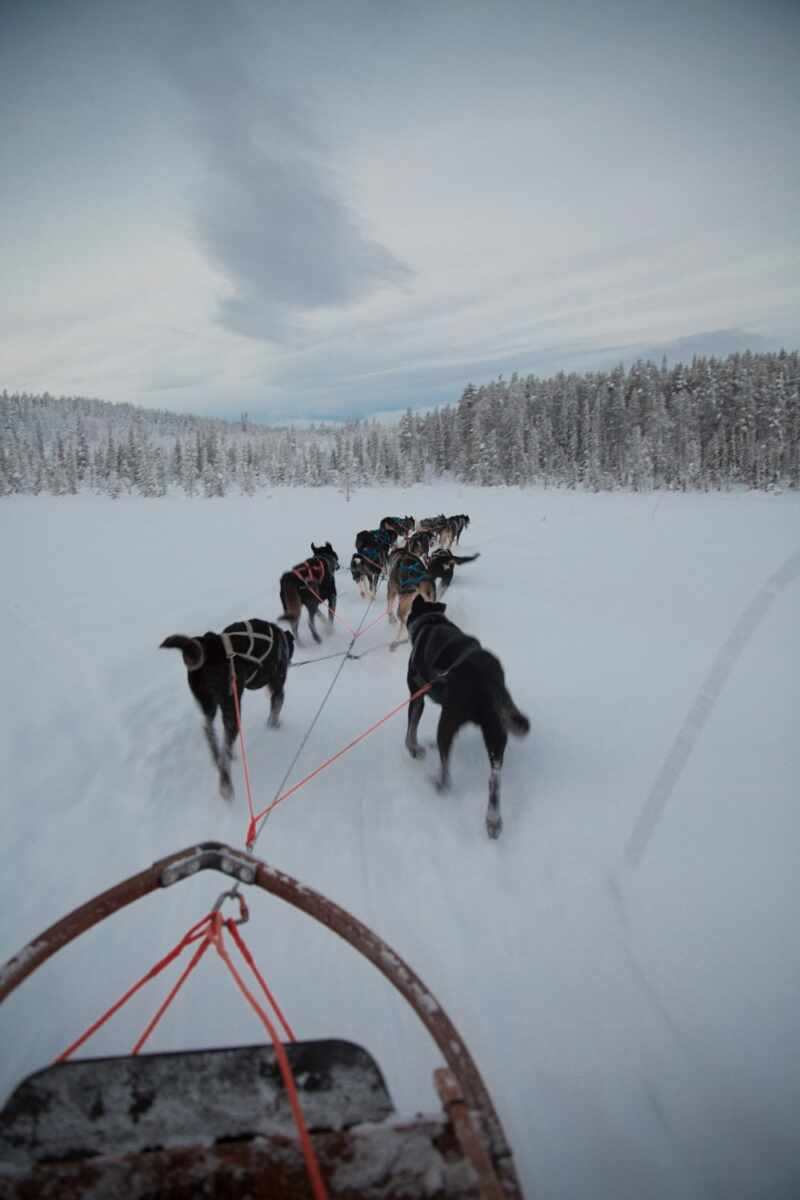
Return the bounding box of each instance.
[1,484,798,1199]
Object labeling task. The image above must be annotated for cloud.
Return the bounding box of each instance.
[0,0,798,421]
[159,5,411,343]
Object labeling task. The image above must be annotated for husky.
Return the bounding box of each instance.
[350,550,383,599]
[438,514,470,550]
[379,515,415,540]
[279,542,339,644]
[355,527,395,570]
[386,551,436,649]
[161,619,294,799]
[416,514,448,542]
[427,548,480,594]
[404,595,529,838]
[406,529,435,558]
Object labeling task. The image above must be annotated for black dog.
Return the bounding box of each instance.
[355,527,396,568]
[404,595,529,838]
[161,619,294,799]
[279,542,339,643]
[351,550,383,599]
[427,548,480,594]
[416,514,448,540]
[438,514,470,550]
[451,514,470,544]
[380,515,415,540]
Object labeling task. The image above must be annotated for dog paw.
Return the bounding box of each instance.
[406,744,426,759]
[486,814,503,839]
[434,774,451,793]
[268,716,280,729]
[219,778,234,802]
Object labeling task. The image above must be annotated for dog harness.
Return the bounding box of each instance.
[359,544,383,566]
[397,559,432,593]
[221,620,277,687]
[292,557,327,587]
[408,615,482,684]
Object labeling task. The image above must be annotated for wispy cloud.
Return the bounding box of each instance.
[0,0,797,419]
[160,5,411,342]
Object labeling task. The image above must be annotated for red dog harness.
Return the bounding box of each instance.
[292,558,327,587]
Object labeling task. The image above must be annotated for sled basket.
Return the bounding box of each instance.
[0,842,522,1199]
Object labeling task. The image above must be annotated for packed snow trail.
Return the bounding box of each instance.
[1,485,799,1200]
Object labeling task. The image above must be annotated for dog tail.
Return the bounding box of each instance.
[450,552,480,565]
[279,573,301,624]
[496,686,530,737]
[161,634,205,670]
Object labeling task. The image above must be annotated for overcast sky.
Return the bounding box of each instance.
[1,0,798,422]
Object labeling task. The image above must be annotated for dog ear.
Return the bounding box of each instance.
[411,594,446,618]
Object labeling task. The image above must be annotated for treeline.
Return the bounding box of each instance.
[1,350,798,497]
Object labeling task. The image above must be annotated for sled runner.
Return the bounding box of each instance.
[0,842,523,1199]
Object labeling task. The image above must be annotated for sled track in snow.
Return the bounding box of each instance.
[622,545,800,873]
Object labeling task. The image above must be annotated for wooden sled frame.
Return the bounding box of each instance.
[0,841,523,1199]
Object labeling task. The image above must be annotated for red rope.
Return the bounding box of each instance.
[353,605,392,640]
[293,572,390,643]
[211,916,329,1200]
[304,578,360,639]
[131,935,211,1055]
[55,914,214,1062]
[230,664,257,833]
[225,919,296,1042]
[247,682,432,845]
[55,911,324,1196]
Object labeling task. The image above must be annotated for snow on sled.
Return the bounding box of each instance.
[0,842,523,1199]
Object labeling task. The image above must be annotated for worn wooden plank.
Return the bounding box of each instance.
[0,1042,393,1168]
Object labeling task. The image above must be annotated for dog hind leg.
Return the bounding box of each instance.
[217,697,239,800]
[196,693,222,772]
[480,718,507,838]
[268,687,284,728]
[435,711,462,791]
[386,581,398,623]
[203,715,221,770]
[307,604,322,644]
[391,593,411,649]
[405,693,426,758]
[267,659,287,728]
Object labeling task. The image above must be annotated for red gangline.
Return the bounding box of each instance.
[295,572,389,643]
[55,914,214,1063]
[230,665,257,833]
[353,605,392,640]
[211,915,329,1200]
[246,682,432,846]
[131,936,212,1055]
[225,919,296,1042]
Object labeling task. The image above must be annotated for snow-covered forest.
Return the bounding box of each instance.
[1,349,798,497]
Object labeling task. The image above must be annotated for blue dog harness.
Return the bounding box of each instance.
[398,559,431,593]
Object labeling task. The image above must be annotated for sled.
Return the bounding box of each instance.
[0,842,523,1199]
